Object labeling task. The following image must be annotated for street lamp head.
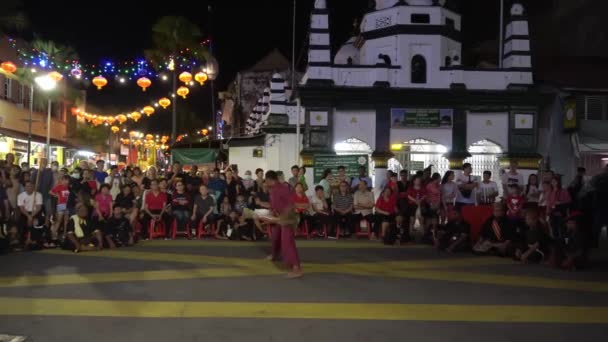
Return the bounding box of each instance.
[208,126,213,131]
[35,75,57,91]
[204,56,219,81]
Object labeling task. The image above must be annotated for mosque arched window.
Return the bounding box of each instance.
[411,55,427,84]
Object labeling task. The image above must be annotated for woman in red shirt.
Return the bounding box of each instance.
[424,173,441,239]
[94,184,113,222]
[143,179,171,239]
[292,183,310,234]
[375,187,397,239]
[406,176,426,235]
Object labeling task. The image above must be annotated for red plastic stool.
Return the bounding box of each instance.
[171,220,191,239]
[355,219,372,240]
[197,220,216,239]
[148,219,166,239]
[295,220,310,239]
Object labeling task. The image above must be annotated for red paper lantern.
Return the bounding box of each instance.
[1,61,17,74]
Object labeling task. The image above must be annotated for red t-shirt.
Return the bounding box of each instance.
[507,194,524,218]
[51,184,70,205]
[292,193,310,213]
[376,195,397,215]
[425,183,441,206]
[95,193,113,218]
[406,186,426,205]
[88,180,98,192]
[145,191,167,211]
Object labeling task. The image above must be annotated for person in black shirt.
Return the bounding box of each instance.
[104,205,134,247]
[549,212,588,270]
[186,165,202,196]
[67,167,85,217]
[172,181,192,234]
[474,203,516,256]
[115,184,138,226]
[515,209,550,263]
[63,204,104,252]
[434,209,470,252]
[224,169,242,206]
[167,161,189,191]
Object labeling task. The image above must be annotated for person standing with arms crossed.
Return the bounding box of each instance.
[265,170,302,279]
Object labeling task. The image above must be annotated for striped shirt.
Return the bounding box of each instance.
[333,192,353,211]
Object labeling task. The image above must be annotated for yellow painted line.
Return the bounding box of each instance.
[141,239,421,249]
[1,298,607,323]
[0,268,281,288]
[40,249,264,268]
[345,268,608,293]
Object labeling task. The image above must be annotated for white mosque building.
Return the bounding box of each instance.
[230,0,542,190]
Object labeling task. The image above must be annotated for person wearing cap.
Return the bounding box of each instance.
[549,211,588,270]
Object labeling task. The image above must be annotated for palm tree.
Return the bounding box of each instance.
[0,0,29,33]
[144,16,208,63]
[144,16,210,143]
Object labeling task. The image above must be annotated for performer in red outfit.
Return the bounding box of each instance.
[265,170,302,279]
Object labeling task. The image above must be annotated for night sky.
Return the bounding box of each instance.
[20,0,554,134]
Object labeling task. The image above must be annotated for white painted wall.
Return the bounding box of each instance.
[228,134,299,176]
[466,112,509,151]
[333,110,377,151]
[310,33,330,46]
[390,128,452,149]
[229,146,268,175]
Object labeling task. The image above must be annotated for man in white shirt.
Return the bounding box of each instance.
[501,160,524,194]
[18,181,51,247]
[353,180,375,227]
[456,163,478,209]
[477,170,499,205]
[104,165,123,200]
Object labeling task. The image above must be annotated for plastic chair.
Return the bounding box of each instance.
[294,219,310,239]
[196,219,216,239]
[148,219,166,239]
[355,218,372,240]
[171,219,191,239]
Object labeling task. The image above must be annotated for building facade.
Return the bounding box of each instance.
[297,0,543,190]
[0,37,76,166]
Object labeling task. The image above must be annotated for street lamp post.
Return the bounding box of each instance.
[27,85,34,164]
[34,74,58,161]
[46,98,51,160]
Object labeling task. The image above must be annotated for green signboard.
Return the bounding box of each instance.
[391,108,453,128]
[313,154,369,184]
[405,109,440,127]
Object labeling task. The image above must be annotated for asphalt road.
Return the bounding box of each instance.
[1,239,607,342]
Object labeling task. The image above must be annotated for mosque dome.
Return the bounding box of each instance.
[334,37,360,65]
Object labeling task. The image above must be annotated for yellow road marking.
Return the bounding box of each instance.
[142,240,413,249]
[36,250,608,293]
[1,297,607,323]
[41,249,265,269]
[0,268,281,288]
[347,268,608,293]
